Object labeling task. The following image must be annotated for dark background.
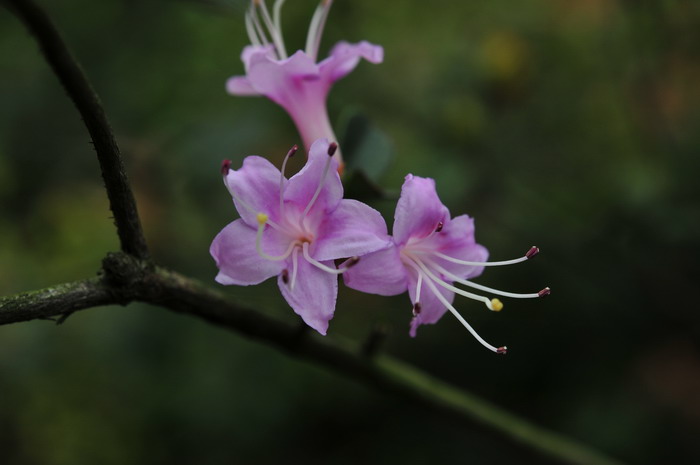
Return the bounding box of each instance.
[1,0,699,463]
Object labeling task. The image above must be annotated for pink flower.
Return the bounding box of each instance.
[210,139,391,335]
[226,0,384,170]
[343,175,550,354]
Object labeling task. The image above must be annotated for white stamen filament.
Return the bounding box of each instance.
[290,246,299,290]
[405,260,502,353]
[256,218,299,261]
[415,272,423,304]
[248,4,271,47]
[407,253,495,310]
[432,251,530,267]
[272,0,286,35]
[257,0,288,59]
[305,1,332,60]
[302,242,347,275]
[301,152,333,218]
[426,259,543,299]
[245,13,262,47]
[279,145,297,216]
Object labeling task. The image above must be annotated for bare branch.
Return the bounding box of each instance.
[3,0,149,259]
[0,253,624,465]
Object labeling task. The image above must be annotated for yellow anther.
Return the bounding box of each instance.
[256,213,269,225]
[491,299,504,312]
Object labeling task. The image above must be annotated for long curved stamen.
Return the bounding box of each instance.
[245,13,262,46]
[302,243,358,274]
[272,0,286,35]
[415,272,423,304]
[257,0,288,58]
[249,3,271,47]
[279,145,297,215]
[411,261,505,354]
[426,259,549,300]
[406,253,498,311]
[290,246,299,290]
[302,142,336,219]
[256,214,298,260]
[222,161,283,230]
[432,246,540,267]
[305,0,332,60]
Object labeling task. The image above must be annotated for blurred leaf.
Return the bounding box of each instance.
[338,110,394,183]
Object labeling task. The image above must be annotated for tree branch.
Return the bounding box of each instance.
[2,0,149,259]
[0,253,624,465]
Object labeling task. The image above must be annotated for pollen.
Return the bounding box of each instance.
[256,213,269,225]
[491,298,504,312]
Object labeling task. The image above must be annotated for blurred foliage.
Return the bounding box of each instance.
[1,0,700,463]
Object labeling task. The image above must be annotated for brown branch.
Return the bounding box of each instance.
[2,0,149,259]
[0,253,625,465]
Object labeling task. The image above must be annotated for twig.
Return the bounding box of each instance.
[2,0,149,259]
[0,253,624,465]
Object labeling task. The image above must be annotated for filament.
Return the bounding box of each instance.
[257,0,287,58]
[302,243,352,275]
[245,14,262,46]
[279,145,297,216]
[305,1,332,60]
[301,151,333,218]
[431,246,539,267]
[256,215,298,261]
[290,246,299,290]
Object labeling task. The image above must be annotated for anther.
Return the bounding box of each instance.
[490,298,504,312]
[435,222,444,232]
[344,256,360,268]
[221,159,232,175]
[256,213,268,225]
[525,246,540,259]
[281,269,289,284]
[287,144,298,158]
[496,346,508,355]
[538,287,551,297]
[412,302,422,316]
[327,142,338,157]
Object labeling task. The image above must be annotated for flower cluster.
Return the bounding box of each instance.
[212,0,548,353]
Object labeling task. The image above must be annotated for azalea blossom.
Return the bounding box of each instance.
[343,175,550,354]
[226,0,384,169]
[210,139,391,334]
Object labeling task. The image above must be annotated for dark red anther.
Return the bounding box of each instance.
[281,269,289,285]
[412,302,422,316]
[327,142,338,157]
[496,346,508,355]
[538,287,551,297]
[345,256,360,268]
[221,159,232,175]
[525,246,540,259]
[435,222,444,233]
[287,145,298,158]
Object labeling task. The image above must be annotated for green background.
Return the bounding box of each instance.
[1,0,699,463]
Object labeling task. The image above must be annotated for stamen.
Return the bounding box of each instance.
[249,3,271,47]
[432,246,540,267]
[425,259,548,300]
[257,0,288,59]
[344,256,360,268]
[420,268,504,354]
[302,243,351,275]
[281,269,289,284]
[290,247,299,290]
[435,222,444,232]
[256,214,298,261]
[406,254,496,310]
[221,159,232,175]
[496,346,508,355]
[491,299,503,312]
[272,0,286,33]
[279,144,298,214]
[245,13,262,46]
[538,287,551,297]
[412,302,422,317]
[305,0,333,61]
[301,143,335,218]
[415,272,423,303]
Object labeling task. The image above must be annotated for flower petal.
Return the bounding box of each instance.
[246,50,320,107]
[226,76,260,96]
[284,138,342,213]
[429,214,489,279]
[342,244,407,296]
[393,175,449,245]
[407,270,454,337]
[312,199,391,261]
[211,220,285,285]
[319,41,384,83]
[225,155,284,228]
[278,255,337,335]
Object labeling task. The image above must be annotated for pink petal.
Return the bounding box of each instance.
[277,255,337,335]
[428,214,489,279]
[246,50,320,107]
[319,41,384,83]
[393,175,449,245]
[225,156,284,228]
[407,270,454,337]
[226,76,260,96]
[342,244,407,296]
[312,199,391,261]
[210,220,285,286]
[284,139,342,214]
